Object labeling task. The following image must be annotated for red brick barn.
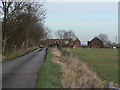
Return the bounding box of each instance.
[44,39,56,46]
[39,41,45,45]
[74,38,81,48]
[39,38,81,48]
[88,37,103,48]
[69,41,74,47]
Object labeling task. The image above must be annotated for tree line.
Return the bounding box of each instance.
[55,30,118,47]
[0,1,49,54]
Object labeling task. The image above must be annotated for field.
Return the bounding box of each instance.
[69,48,118,84]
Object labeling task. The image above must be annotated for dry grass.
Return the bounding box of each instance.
[0,54,2,58]
[52,48,105,88]
[2,47,39,61]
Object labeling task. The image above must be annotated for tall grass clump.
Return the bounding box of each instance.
[56,48,104,88]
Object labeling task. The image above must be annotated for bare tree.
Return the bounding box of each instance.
[55,30,66,39]
[1,2,28,52]
[97,33,108,44]
[56,30,77,40]
[0,1,48,53]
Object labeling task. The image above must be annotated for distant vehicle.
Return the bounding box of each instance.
[113,47,116,49]
[39,45,43,48]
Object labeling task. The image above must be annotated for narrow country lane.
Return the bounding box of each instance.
[2,48,47,88]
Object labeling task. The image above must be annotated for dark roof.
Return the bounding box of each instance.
[45,39,56,43]
[45,39,72,42]
[91,37,103,43]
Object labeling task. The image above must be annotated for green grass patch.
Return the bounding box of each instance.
[59,59,64,62]
[36,48,63,88]
[2,47,38,61]
[0,58,2,62]
[69,48,118,84]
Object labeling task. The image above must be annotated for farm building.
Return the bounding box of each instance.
[88,37,103,48]
[74,38,81,48]
[39,38,81,48]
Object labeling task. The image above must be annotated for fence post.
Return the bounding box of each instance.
[104,81,113,89]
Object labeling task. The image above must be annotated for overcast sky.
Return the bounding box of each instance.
[44,2,118,44]
[0,1,118,44]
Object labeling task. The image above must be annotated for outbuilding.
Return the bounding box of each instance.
[88,37,103,48]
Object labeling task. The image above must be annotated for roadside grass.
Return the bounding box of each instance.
[0,58,2,62]
[69,48,118,84]
[0,47,2,62]
[36,48,63,88]
[2,47,39,61]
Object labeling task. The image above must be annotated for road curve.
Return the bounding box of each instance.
[2,48,47,88]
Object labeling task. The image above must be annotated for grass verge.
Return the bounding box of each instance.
[36,48,63,88]
[69,48,118,85]
[2,47,39,62]
[52,48,104,88]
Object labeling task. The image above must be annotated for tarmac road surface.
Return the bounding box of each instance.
[2,48,47,88]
